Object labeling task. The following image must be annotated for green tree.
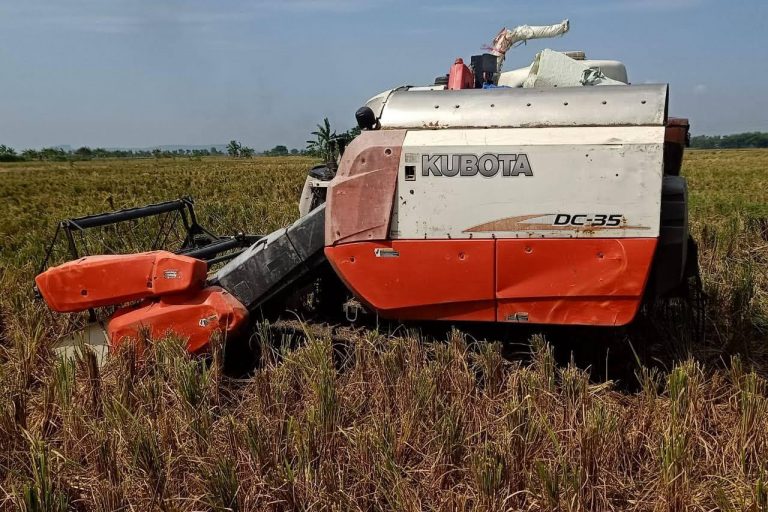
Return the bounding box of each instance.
[0,145,23,162]
[240,146,255,158]
[40,147,67,161]
[265,145,289,156]
[306,119,361,164]
[306,117,336,164]
[21,149,40,161]
[75,147,93,159]
[335,126,361,156]
[226,140,242,157]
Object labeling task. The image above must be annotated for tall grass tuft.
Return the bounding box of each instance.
[204,457,240,512]
[17,437,69,512]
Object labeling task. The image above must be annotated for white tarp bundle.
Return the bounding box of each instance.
[522,49,625,88]
[487,20,570,70]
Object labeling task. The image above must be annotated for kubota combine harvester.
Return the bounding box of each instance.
[35,21,698,357]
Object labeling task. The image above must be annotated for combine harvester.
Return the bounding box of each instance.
[35,21,698,358]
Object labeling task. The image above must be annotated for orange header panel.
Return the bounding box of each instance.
[35,251,207,313]
[107,286,248,354]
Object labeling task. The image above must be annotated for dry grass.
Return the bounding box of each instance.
[0,151,766,510]
[684,150,768,361]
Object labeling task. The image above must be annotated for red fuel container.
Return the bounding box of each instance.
[447,58,475,90]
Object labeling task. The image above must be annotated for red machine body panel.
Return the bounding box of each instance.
[325,240,497,321]
[495,238,657,325]
[35,251,207,313]
[325,130,406,245]
[325,238,657,326]
[108,286,248,354]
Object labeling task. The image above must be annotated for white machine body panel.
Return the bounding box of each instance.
[390,126,664,240]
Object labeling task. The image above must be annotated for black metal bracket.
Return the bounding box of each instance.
[37,197,263,283]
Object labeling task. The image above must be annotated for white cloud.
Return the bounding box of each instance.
[2,0,391,35]
[264,0,389,12]
[419,4,498,14]
[578,0,709,12]
[420,0,707,15]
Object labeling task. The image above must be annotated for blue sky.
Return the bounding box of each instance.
[1,0,766,150]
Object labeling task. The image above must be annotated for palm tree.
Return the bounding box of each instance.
[306,118,337,164]
[306,119,363,166]
[226,140,241,158]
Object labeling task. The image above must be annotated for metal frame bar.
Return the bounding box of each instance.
[38,197,262,272]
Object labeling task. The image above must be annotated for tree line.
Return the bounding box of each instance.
[0,145,229,162]
[3,130,767,163]
[0,144,315,162]
[229,118,361,162]
[0,117,362,163]
[689,132,768,149]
